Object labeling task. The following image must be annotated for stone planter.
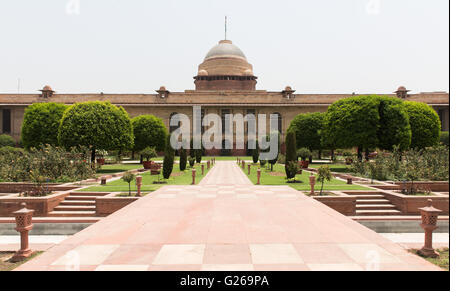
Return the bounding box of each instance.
[312,192,356,216]
[143,161,153,170]
[0,192,71,217]
[96,158,105,165]
[95,193,139,217]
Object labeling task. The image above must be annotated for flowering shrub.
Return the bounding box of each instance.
[0,145,96,183]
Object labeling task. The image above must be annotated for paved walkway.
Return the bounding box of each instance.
[17,162,442,271]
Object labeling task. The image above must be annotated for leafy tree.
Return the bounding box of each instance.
[323,96,380,160]
[404,101,441,149]
[317,165,332,196]
[163,135,175,179]
[288,112,325,154]
[297,148,311,161]
[122,172,136,196]
[377,97,411,151]
[0,134,15,147]
[284,129,297,179]
[21,103,68,149]
[131,115,168,153]
[179,147,187,171]
[58,101,134,162]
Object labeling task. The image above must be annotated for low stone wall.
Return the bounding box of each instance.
[383,191,449,215]
[313,193,356,216]
[393,181,449,192]
[0,183,79,193]
[0,192,71,217]
[95,194,139,217]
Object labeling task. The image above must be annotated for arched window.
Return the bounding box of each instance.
[169,112,179,133]
[271,112,282,135]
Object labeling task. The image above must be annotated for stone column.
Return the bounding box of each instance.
[418,200,442,258]
[309,175,316,196]
[136,176,143,197]
[11,203,34,262]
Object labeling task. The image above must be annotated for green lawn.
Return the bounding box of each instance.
[96,163,144,175]
[80,163,211,192]
[243,163,370,191]
[413,248,449,271]
[153,156,252,161]
[309,163,352,173]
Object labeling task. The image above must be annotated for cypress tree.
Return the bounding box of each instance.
[163,135,175,179]
[285,129,297,179]
[179,147,187,171]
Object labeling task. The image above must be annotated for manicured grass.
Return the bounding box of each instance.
[243,163,370,191]
[0,251,43,271]
[96,163,144,175]
[414,248,449,271]
[153,156,252,161]
[80,163,211,192]
[309,163,352,173]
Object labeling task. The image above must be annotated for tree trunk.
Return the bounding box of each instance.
[140,155,143,164]
[91,149,96,163]
[318,150,322,160]
[365,148,370,161]
[331,150,335,161]
[357,147,363,162]
[131,151,135,160]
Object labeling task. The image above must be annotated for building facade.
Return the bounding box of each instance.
[1,39,449,155]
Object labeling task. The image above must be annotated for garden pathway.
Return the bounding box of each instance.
[17,162,442,271]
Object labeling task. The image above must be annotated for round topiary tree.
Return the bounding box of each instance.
[163,135,175,179]
[284,129,297,179]
[21,103,68,149]
[404,101,441,149]
[131,115,168,153]
[0,134,16,147]
[58,101,134,162]
[377,97,411,151]
[288,112,325,159]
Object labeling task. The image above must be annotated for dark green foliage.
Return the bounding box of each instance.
[288,112,325,151]
[163,135,175,179]
[122,172,136,196]
[195,147,202,164]
[21,103,68,149]
[441,132,449,146]
[285,130,297,179]
[0,135,15,147]
[322,95,380,152]
[180,148,187,171]
[317,165,332,195]
[188,156,195,168]
[404,101,441,149]
[297,148,311,161]
[58,101,134,160]
[131,115,168,152]
[252,140,259,164]
[377,97,411,150]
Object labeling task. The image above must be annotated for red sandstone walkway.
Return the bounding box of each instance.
[17,162,441,271]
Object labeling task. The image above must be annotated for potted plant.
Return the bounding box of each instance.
[96,150,107,165]
[343,151,353,165]
[140,147,157,170]
[297,148,312,168]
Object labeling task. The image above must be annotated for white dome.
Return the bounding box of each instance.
[204,40,247,61]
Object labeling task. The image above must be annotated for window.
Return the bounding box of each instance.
[169,112,179,133]
[271,112,282,135]
[2,109,11,134]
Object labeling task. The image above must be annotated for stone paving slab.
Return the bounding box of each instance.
[16,162,443,271]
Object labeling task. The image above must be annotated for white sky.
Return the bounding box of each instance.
[0,0,448,94]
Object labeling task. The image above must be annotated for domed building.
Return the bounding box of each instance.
[0,39,448,155]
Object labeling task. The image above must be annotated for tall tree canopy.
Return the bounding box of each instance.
[58,101,134,160]
[131,115,168,152]
[288,112,325,151]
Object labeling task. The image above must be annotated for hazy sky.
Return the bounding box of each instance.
[0,0,448,94]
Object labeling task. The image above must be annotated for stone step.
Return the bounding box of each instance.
[48,211,96,217]
[69,192,108,197]
[349,194,386,200]
[60,200,96,206]
[355,209,403,216]
[65,196,98,201]
[53,205,96,212]
[356,199,391,205]
[356,204,398,211]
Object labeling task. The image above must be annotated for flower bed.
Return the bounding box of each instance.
[0,191,71,217]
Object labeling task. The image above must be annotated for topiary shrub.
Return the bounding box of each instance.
[404,101,441,149]
[163,135,175,179]
[131,115,168,153]
[252,140,259,164]
[58,101,134,162]
[180,148,187,171]
[0,135,15,147]
[285,129,297,179]
[21,103,68,149]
